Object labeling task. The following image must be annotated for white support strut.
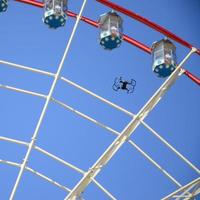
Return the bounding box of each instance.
[0,79,185,189]
[64,48,196,200]
[0,50,197,198]
[162,177,200,200]
[0,136,116,200]
[1,59,199,175]
[0,159,71,193]
[0,77,197,190]
[8,1,88,199]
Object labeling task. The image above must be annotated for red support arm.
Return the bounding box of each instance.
[15,0,43,7]
[184,70,200,86]
[67,11,99,28]
[14,0,151,53]
[123,34,151,54]
[14,0,200,86]
[15,0,99,27]
[96,0,200,56]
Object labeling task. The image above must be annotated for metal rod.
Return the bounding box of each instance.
[127,140,182,187]
[175,184,194,200]
[60,77,134,117]
[11,1,200,85]
[141,121,200,174]
[91,179,117,200]
[0,136,116,200]
[0,59,134,117]
[184,69,200,86]
[122,34,151,53]
[0,90,184,188]
[96,0,200,55]
[0,82,121,137]
[1,61,199,175]
[0,60,55,76]
[67,10,99,28]
[161,178,200,200]
[0,83,47,99]
[9,1,88,199]
[0,134,182,197]
[15,0,43,7]
[0,159,71,193]
[0,84,195,196]
[13,0,152,54]
[175,182,200,200]
[52,98,120,136]
[63,48,196,200]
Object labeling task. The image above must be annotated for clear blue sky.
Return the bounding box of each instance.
[0,0,199,199]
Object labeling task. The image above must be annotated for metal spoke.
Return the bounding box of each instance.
[8,1,88,199]
[63,48,196,200]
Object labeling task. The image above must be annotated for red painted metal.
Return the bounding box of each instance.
[184,70,200,86]
[14,0,200,86]
[67,11,99,28]
[15,0,43,7]
[123,34,151,54]
[14,0,151,54]
[15,0,99,27]
[96,0,200,56]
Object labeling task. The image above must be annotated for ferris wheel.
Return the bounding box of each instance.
[0,0,200,199]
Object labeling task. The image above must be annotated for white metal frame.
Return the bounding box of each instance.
[0,1,199,199]
[162,178,200,200]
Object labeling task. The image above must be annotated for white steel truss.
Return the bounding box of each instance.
[162,177,200,200]
[0,82,194,188]
[8,0,88,199]
[0,49,199,199]
[0,59,199,175]
[0,1,199,199]
[64,49,197,200]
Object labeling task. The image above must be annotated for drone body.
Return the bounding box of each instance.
[112,77,136,93]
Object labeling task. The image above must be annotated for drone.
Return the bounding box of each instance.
[112,77,136,93]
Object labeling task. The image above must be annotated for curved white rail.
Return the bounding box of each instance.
[1,59,199,175]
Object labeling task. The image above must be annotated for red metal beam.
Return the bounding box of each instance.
[14,0,151,53]
[15,0,99,27]
[14,0,200,86]
[67,11,98,28]
[15,0,43,7]
[123,34,151,54]
[67,11,152,54]
[96,0,200,56]
[184,70,200,85]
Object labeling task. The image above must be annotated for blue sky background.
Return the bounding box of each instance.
[0,0,199,199]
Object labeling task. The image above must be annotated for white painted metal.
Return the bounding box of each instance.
[0,60,55,76]
[0,59,133,116]
[9,1,88,199]
[175,182,199,200]
[64,48,196,200]
[127,140,182,187]
[175,186,193,200]
[0,83,47,98]
[0,83,185,187]
[1,59,199,175]
[141,122,200,174]
[162,177,200,200]
[0,159,71,192]
[0,123,182,188]
[0,81,197,190]
[0,136,116,200]
[0,136,85,174]
[0,74,196,192]
[1,52,199,198]
[0,83,120,136]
